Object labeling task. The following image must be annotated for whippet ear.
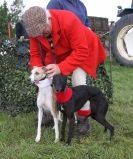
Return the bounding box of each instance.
[42,66,46,72]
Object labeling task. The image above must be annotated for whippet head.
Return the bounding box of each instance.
[29,66,47,83]
[52,74,67,92]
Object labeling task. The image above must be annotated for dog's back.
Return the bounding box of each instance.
[72,85,102,100]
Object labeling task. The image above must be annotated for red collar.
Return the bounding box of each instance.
[55,87,73,104]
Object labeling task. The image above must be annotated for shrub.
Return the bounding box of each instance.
[0,42,36,116]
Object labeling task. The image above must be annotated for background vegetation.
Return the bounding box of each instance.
[0,0,24,40]
[0,42,37,115]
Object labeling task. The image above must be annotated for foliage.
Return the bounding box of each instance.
[87,63,113,104]
[0,42,36,116]
[10,0,24,26]
[0,0,24,39]
[0,1,9,39]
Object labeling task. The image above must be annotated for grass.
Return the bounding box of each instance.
[0,59,133,159]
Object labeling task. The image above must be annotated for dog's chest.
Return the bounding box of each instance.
[37,86,53,109]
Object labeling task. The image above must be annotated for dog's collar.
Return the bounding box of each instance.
[36,78,52,88]
[55,87,73,104]
[39,76,46,81]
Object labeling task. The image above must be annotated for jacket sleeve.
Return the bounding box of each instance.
[47,0,63,9]
[58,17,91,75]
[30,38,44,67]
[84,9,90,27]
[78,1,91,27]
[80,2,90,27]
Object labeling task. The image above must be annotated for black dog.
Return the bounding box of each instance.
[52,74,114,145]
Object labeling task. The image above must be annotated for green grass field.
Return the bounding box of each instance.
[0,60,133,159]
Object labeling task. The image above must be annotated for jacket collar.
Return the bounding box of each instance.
[50,10,61,46]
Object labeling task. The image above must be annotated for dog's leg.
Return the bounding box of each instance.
[58,111,62,122]
[94,116,114,140]
[35,107,43,143]
[66,114,75,145]
[54,116,59,143]
[60,113,67,142]
[51,111,59,143]
[74,113,78,124]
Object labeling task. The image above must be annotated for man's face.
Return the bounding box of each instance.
[43,24,52,38]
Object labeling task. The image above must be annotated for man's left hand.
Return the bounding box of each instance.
[45,64,61,78]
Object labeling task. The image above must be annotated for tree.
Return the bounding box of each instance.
[0,0,24,39]
[10,0,25,26]
[0,1,9,39]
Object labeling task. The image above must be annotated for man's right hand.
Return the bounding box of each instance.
[20,36,25,41]
[45,64,61,78]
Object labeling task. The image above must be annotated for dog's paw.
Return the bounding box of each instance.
[35,136,40,143]
[54,138,59,143]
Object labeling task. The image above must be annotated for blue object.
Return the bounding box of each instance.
[16,41,29,68]
[47,0,90,27]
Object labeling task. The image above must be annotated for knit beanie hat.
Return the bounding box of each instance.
[22,6,47,37]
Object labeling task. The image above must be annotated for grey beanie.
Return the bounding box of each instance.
[22,6,47,37]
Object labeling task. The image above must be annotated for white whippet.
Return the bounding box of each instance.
[29,66,59,143]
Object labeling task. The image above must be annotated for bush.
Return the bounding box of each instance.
[0,42,36,116]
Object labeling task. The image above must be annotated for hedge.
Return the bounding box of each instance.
[0,42,36,116]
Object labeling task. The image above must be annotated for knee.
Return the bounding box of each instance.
[72,68,87,86]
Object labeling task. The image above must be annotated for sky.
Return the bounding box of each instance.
[0,0,132,21]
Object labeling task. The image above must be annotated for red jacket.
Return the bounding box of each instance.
[29,10,106,79]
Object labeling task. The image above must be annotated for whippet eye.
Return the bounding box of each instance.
[35,72,39,75]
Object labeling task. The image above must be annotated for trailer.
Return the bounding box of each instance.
[88,16,110,52]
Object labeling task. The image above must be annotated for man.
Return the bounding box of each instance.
[15,21,29,68]
[22,6,106,136]
[47,0,90,27]
[16,21,28,40]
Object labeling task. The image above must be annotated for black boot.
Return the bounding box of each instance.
[41,111,54,127]
[34,110,54,127]
[74,116,91,137]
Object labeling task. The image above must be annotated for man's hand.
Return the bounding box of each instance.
[46,64,61,78]
[20,36,25,41]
